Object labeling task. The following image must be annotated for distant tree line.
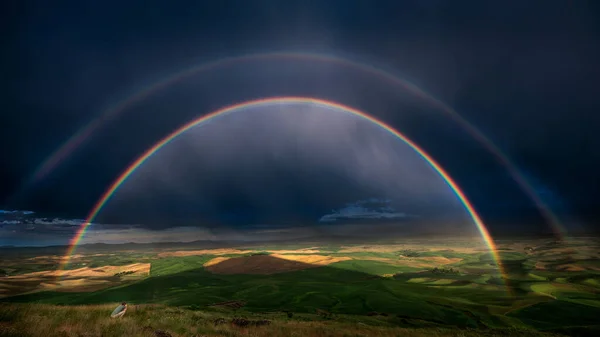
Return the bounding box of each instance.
[398,250,420,257]
[430,267,459,274]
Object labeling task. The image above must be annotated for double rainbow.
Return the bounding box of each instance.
[60,97,506,282]
[27,52,563,238]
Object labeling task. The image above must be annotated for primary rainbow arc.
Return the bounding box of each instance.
[60,97,506,281]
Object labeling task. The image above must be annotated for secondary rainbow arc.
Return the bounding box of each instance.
[29,52,564,238]
[59,97,507,284]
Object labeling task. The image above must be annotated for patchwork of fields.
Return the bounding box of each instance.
[1,237,599,336]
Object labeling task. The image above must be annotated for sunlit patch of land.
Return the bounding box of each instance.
[204,254,351,275]
[0,263,150,297]
[1,237,599,336]
[203,256,231,267]
[271,253,351,265]
[26,254,84,262]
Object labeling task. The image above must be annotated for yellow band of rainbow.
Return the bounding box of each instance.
[60,97,505,282]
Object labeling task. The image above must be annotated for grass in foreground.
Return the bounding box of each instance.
[0,303,569,337]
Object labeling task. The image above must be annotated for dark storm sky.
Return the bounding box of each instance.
[1,0,599,243]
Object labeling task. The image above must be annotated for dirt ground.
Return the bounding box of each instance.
[204,254,349,275]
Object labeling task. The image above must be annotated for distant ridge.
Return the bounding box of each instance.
[2,230,597,252]
[0,234,413,251]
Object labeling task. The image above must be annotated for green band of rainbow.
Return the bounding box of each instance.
[60,97,505,281]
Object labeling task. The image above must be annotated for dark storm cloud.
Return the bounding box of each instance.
[319,199,412,223]
[0,208,316,246]
[0,210,34,215]
[0,210,87,234]
[1,0,599,245]
[0,209,168,246]
[0,210,81,246]
[99,104,468,228]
